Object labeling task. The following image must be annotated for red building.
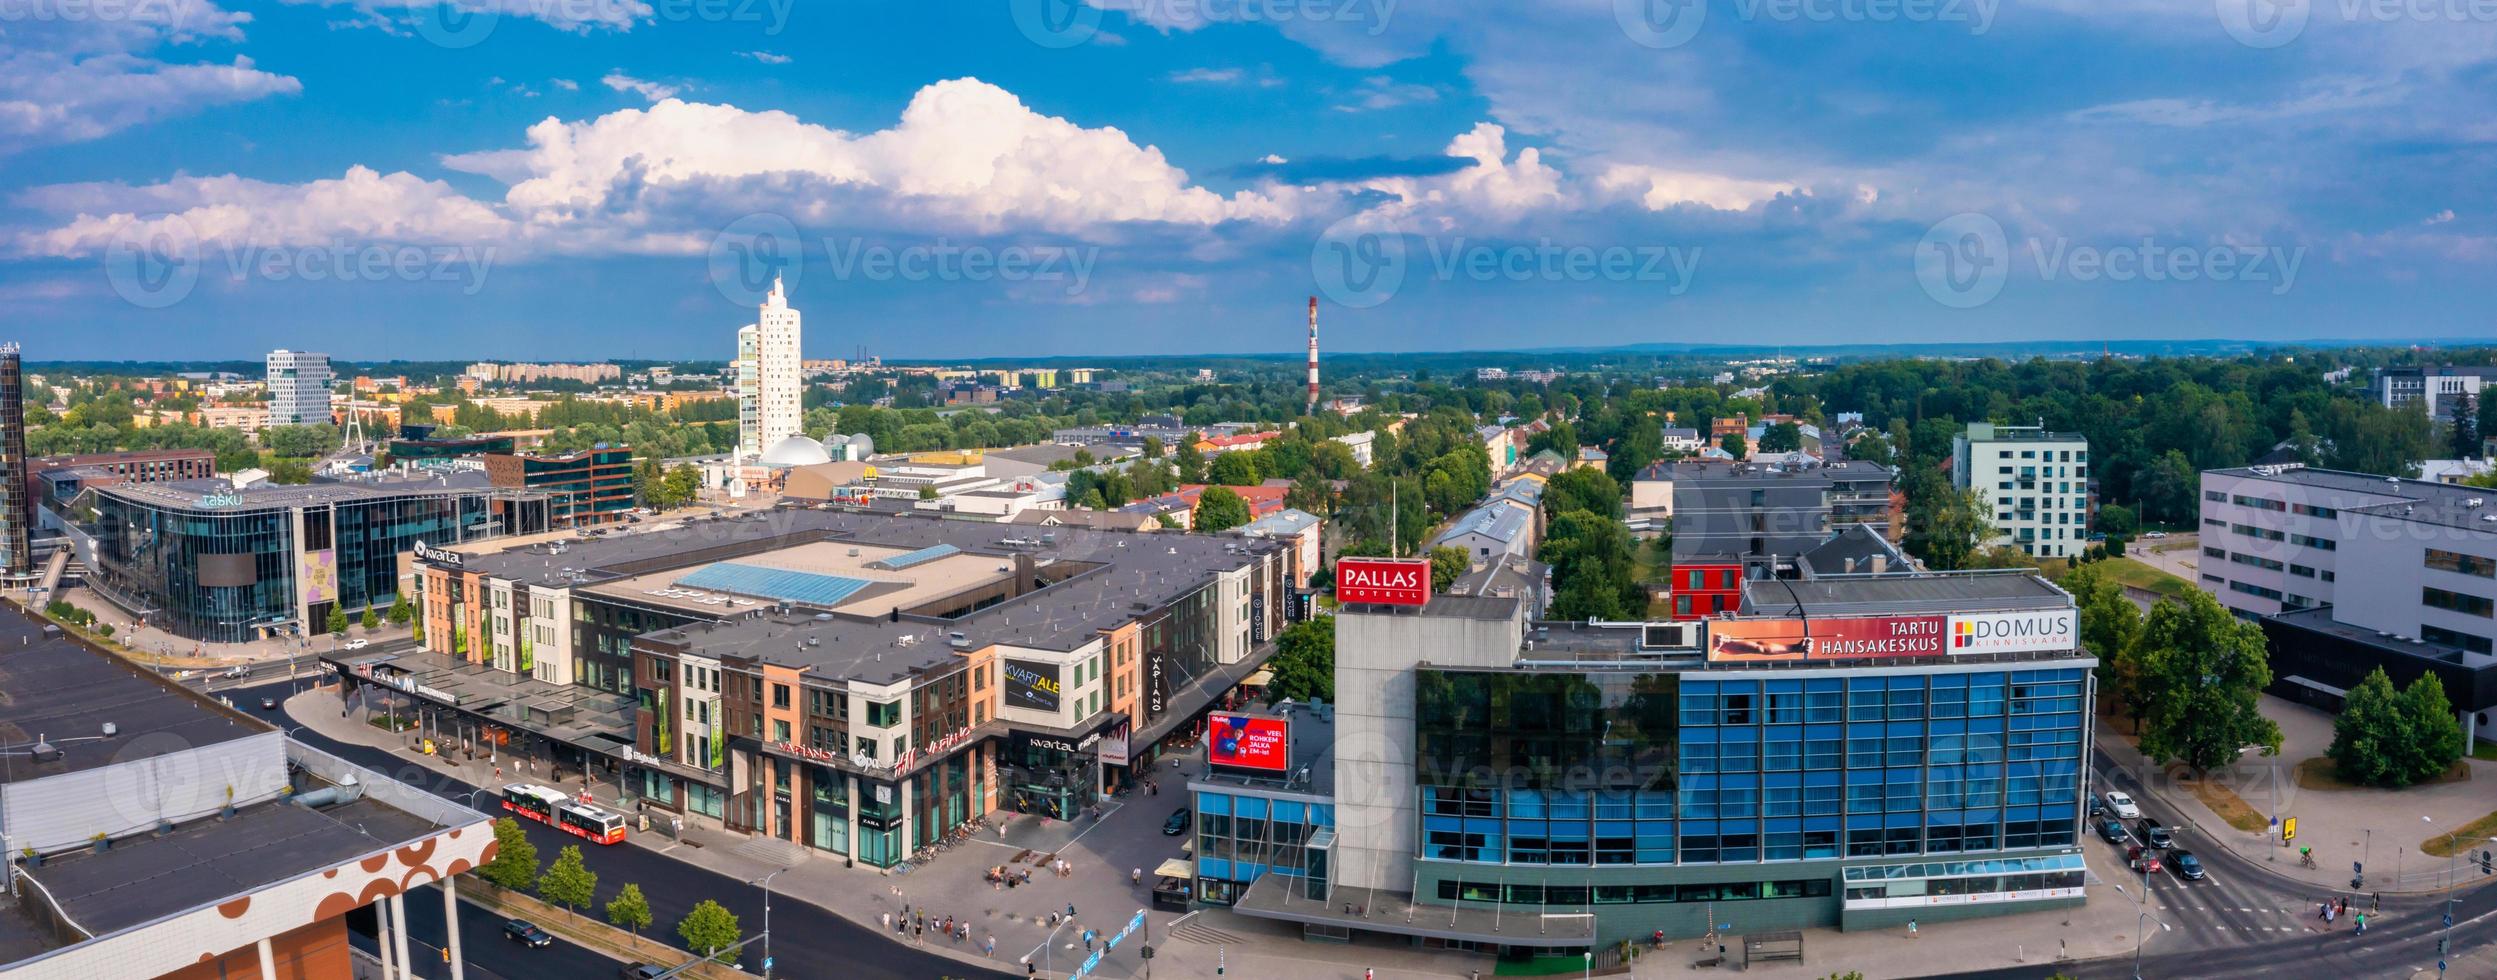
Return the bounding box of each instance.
[1668,559,1745,620]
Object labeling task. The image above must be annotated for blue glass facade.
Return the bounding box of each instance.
[1194,790,1334,906]
[1416,666,2086,868]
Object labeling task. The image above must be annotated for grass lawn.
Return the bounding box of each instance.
[2472,741,2497,763]
[2096,557,2195,599]
[2295,755,2471,791]
[2179,774,2270,833]
[2425,810,2497,857]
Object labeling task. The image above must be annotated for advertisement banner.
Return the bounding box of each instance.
[1336,557,1431,606]
[1098,722,1131,767]
[1002,658,1063,713]
[1206,712,1290,772]
[1706,615,1947,662]
[1947,609,2079,655]
[300,548,338,605]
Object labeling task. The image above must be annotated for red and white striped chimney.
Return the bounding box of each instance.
[1306,296,1320,412]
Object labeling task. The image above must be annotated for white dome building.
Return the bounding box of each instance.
[758,435,832,468]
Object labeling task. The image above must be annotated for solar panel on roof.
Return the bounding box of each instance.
[676,563,874,607]
[865,543,961,571]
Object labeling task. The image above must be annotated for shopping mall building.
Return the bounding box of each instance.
[1200,566,2092,952]
[342,507,1289,867]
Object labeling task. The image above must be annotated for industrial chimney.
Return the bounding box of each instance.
[1305,296,1320,413]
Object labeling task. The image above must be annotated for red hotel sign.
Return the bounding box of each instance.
[1336,557,1431,606]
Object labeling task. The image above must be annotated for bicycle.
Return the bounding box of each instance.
[2299,849,2316,869]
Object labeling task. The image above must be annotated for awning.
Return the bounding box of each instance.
[1242,669,1274,687]
[1154,858,1194,880]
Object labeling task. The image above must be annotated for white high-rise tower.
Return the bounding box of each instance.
[266,350,333,428]
[736,277,803,459]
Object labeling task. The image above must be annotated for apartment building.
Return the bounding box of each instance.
[1951,423,2090,559]
[264,350,332,428]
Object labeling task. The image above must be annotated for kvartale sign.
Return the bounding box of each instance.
[1335,557,1431,606]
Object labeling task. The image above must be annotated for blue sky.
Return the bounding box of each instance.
[0,0,2490,360]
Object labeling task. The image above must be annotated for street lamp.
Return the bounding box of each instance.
[751,867,787,979]
[2111,882,2172,980]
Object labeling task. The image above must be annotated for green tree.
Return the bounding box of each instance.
[267,458,315,485]
[260,424,339,458]
[1208,452,1261,486]
[1265,616,1335,704]
[1141,435,1165,459]
[2095,503,2138,539]
[678,899,743,963]
[1721,431,1747,459]
[2135,590,2283,772]
[606,883,653,936]
[537,845,598,917]
[2327,668,2406,787]
[359,608,379,631]
[2397,672,2467,784]
[1756,421,1804,454]
[325,606,349,637]
[657,464,701,509]
[1428,545,1470,592]
[2138,449,2199,526]
[2453,393,2482,461]
[1542,467,1623,522]
[633,457,664,508]
[1174,435,1207,484]
[476,817,540,890]
[387,596,413,626]
[1907,487,1996,571]
[2062,563,2145,719]
[1195,486,1251,532]
[918,483,939,501]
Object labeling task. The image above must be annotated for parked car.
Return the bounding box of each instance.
[2103,791,2142,820]
[1162,807,1193,836]
[2139,821,2174,849]
[2168,850,2206,881]
[343,638,370,650]
[2086,793,2106,818]
[503,919,553,948]
[2144,530,2169,538]
[259,696,278,711]
[620,965,668,980]
[2127,845,2163,874]
[2096,818,2129,844]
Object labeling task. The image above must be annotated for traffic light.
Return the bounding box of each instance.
[2481,850,2492,875]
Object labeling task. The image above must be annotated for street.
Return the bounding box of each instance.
[241,678,1006,980]
[344,881,618,980]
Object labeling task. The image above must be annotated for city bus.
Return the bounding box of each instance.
[500,784,628,845]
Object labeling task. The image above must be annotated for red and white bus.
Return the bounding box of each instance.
[500,783,628,845]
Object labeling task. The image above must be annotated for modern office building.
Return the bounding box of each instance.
[387,427,517,463]
[1208,567,2090,952]
[1658,458,1900,618]
[75,471,541,641]
[735,277,803,459]
[1951,423,2090,559]
[2369,365,2497,422]
[265,349,334,428]
[362,507,1286,867]
[28,448,218,515]
[2199,463,2497,739]
[0,343,28,578]
[0,608,496,980]
[483,445,634,528]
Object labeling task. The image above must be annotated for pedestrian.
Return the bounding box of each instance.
[986,934,997,958]
[881,911,891,933]
[1132,867,1143,886]
[1026,960,1036,977]
[2372,893,2381,914]
[2355,913,2367,935]
[1067,902,1078,920]
[2318,902,2329,921]
[1907,918,1918,939]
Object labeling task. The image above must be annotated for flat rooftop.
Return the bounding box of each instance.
[98,471,496,509]
[25,796,437,938]
[0,616,258,784]
[1741,570,2070,617]
[2269,605,2497,670]
[582,539,1016,620]
[452,508,1277,684]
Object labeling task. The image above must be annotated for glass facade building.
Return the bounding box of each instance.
[1196,790,1335,906]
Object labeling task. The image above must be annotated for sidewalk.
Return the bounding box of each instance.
[2097,696,2497,895]
[293,686,2154,979]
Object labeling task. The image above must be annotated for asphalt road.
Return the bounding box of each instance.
[345,881,619,980]
[251,679,1006,980]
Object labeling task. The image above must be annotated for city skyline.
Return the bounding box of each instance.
[2,3,2490,359]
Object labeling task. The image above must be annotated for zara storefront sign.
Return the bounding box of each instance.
[1947,609,2078,655]
[412,540,465,568]
[1335,557,1431,606]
